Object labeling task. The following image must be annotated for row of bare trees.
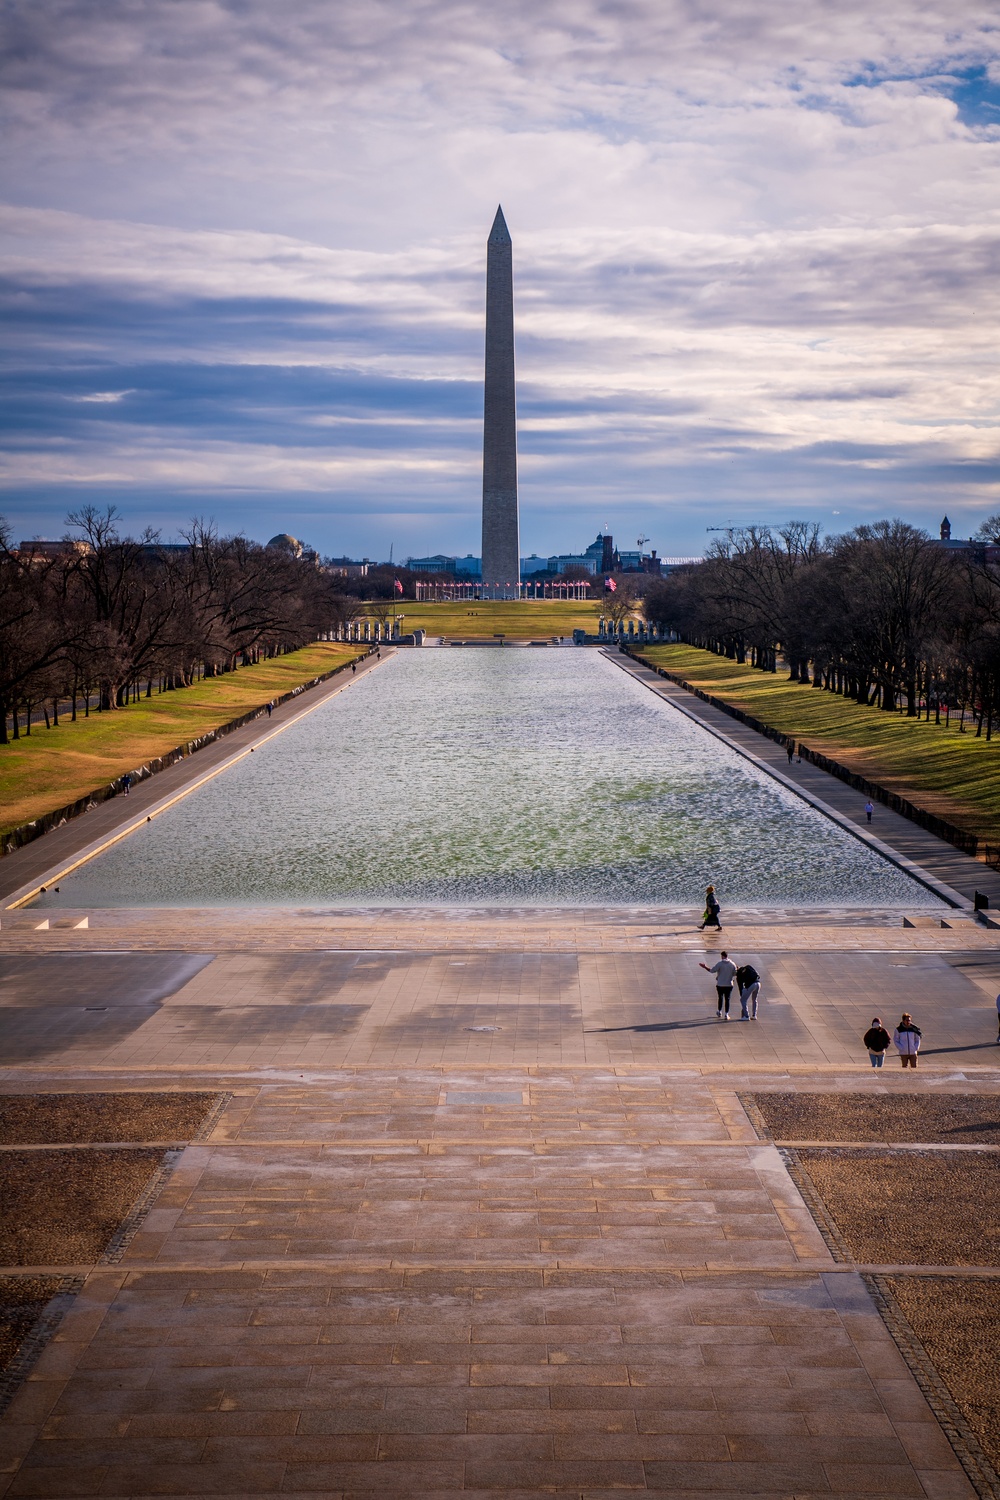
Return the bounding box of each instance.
[0,508,363,744]
[643,519,1000,739]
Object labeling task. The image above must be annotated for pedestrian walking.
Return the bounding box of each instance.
[995,992,1000,1044]
[863,1016,891,1068]
[266,702,272,718]
[736,962,761,1020]
[122,774,132,796]
[699,951,738,1020]
[786,742,794,765]
[893,1012,922,1069]
[865,801,874,824]
[698,884,722,931]
[351,661,357,675]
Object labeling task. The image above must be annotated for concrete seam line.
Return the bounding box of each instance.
[2,652,393,909]
[606,649,970,910]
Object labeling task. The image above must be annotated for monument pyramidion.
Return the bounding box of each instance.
[481,205,520,599]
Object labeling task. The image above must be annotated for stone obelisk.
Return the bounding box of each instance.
[481,205,520,598]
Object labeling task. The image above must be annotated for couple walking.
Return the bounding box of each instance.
[863,1015,922,1068]
[699,952,761,1020]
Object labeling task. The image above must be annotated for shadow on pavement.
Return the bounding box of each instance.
[586,1017,720,1034]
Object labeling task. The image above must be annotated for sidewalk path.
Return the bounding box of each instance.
[0,1064,986,1499]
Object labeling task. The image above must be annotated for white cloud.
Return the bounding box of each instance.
[1,0,999,552]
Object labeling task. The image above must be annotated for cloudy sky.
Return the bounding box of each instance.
[2,0,999,561]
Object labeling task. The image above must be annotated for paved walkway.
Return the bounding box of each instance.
[0,1061,989,1498]
[2,942,1000,1073]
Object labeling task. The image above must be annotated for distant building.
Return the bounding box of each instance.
[267,533,303,558]
[407,554,458,574]
[326,556,370,577]
[520,554,551,576]
[406,554,482,577]
[932,517,1000,565]
[548,552,598,575]
[17,538,92,558]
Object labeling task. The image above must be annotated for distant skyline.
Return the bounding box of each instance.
[2,1,999,559]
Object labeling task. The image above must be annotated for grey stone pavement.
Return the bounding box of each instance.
[2,653,1000,1495]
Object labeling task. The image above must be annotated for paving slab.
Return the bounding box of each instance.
[0,883,998,1496]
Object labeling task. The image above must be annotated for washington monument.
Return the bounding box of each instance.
[481,205,520,596]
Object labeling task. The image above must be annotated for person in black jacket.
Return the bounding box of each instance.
[863,1016,891,1069]
[736,963,761,1020]
[698,885,722,931]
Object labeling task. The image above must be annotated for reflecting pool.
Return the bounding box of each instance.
[33,649,939,909]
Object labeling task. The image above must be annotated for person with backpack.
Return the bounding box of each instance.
[863,1016,891,1068]
[893,1013,922,1069]
[736,963,761,1020]
[698,885,722,931]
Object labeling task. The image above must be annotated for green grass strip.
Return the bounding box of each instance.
[0,642,360,836]
[383,600,601,637]
[641,643,1000,846]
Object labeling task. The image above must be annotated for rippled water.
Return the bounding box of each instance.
[34,649,938,909]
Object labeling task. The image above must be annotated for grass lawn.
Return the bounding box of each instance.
[641,643,1000,846]
[373,599,602,637]
[0,642,360,836]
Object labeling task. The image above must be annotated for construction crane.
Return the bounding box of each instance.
[637,535,650,549]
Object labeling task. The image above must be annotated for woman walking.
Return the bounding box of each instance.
[893,1013,922,1069]
[863,1017,891,1069]
[699,885,722,931]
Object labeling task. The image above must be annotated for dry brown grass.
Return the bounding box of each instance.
[0,1091,220,1145]
[748,1092,1000,1144]
[886,1276,1000,1477]
[0,1276,64,1378]
[0,1148,166,1264]
[797,1148,1000,1265]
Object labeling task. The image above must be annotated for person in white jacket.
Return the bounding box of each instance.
[893,1013,922,1069]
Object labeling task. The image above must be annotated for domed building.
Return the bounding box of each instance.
[266,533,303,559]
